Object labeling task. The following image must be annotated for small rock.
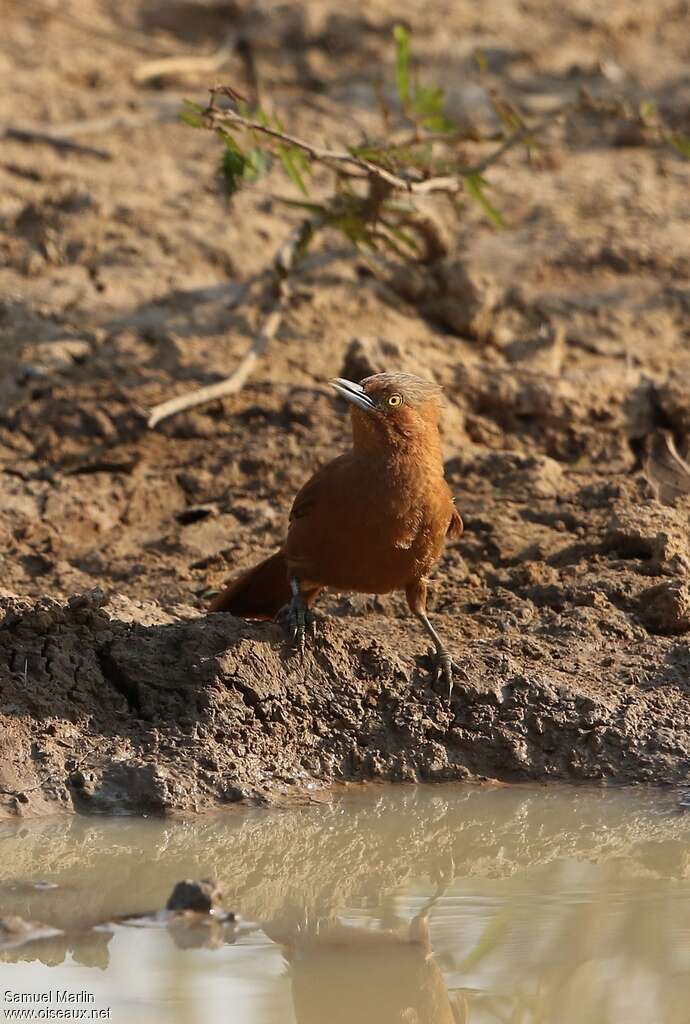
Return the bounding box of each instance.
[20,339,91,374]
[80,408,117,440]
[166,879,224,915]
[388,263,430,303]
[639,582,690,635]
[447,451,570,501]
[340,337,405,382]
[431,259,504,338]
[221,784,247,803]
[604,504,690,575]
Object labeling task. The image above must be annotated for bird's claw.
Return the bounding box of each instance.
[429,651,450,700]
[283,597,316,659]
[429,648,461,701]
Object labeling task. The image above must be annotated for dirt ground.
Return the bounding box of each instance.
[2,0,690,817]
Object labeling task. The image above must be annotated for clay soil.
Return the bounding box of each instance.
[2,0,690,818]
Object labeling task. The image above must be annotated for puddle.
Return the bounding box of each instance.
[0,785,689,1023]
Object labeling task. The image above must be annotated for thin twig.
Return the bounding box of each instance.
[133,34,237,85]
[147,218,318,428]
[205,92,460,192]
[205,88,576,193]
[147,293,286,428]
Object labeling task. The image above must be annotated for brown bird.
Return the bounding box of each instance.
[210,371,463,691]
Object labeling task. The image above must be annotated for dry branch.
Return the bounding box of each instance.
[147,219,318,429]
[204,88,575,194]
[204,94,462,193]
[134,36,237,85]
[147,289,287,429]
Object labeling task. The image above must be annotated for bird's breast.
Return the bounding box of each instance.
[286,455,452,594]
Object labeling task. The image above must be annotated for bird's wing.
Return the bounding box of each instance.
[447,505,463,539]
[289,453,350,523]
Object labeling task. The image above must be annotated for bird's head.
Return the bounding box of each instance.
[329,371,444,454]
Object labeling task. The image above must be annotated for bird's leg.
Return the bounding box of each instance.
[406,579,456,700]
[285,576,316,657]
[417,612,456,698]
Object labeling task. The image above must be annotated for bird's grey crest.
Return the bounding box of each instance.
[361,372,443,406]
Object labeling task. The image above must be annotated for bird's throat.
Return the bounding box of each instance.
[350,410,443,464]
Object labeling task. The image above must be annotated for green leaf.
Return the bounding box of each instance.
[413,84,443,118]
[218,130,244,156]
[349,144,398,172]
[421,112,457,133]
[219,146,247,195]
[412,83,456,133]
[381,221,423,257]
[236,100,264,122]
[241,148,271,182]
[393,24,411,105]
[464,172,505,228]
[350,142,436,173]
[179,100,205,129]
[291,146,311,178]
[180,109,204,128]
[491,96,525,135]
[671,134,690,159]
[473,48,488,73]
[274,197,328,214]
[331,213,375,248]
[277,145,309,195]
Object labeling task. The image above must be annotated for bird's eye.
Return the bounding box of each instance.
[387,393,403,408]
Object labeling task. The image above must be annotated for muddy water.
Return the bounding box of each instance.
[0,785,689,1024]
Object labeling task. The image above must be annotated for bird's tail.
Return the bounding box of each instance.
[209,550,291,619]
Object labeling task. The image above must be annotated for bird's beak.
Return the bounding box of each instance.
[329,377,377,413]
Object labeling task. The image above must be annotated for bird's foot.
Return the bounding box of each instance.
[278,595,317,658]
[428,648,467,702]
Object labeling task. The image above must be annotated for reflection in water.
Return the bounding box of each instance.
[0,785,689,1023]
[264,889,462,1024]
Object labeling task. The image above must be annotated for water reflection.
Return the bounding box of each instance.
[0,785,689,1023]
[264,887,461,1024]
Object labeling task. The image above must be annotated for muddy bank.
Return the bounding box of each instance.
[2,546,690,818]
